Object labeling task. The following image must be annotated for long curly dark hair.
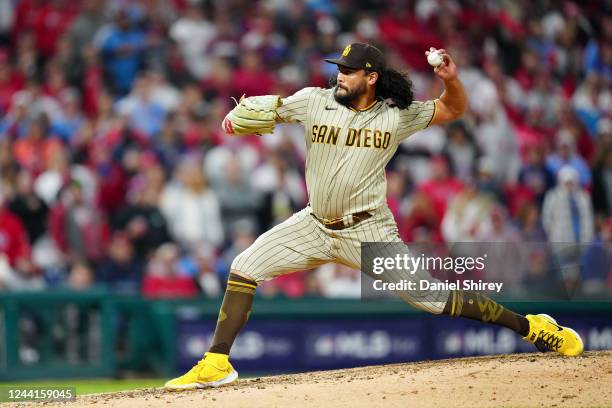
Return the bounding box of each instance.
[329,67,414,109]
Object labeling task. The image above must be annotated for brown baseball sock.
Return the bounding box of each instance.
[443,290,530,337]
[208,273,257,355]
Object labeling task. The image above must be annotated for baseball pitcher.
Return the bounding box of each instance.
[165,43,583,390]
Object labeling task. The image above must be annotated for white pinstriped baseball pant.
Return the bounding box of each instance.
[231,205,449,314]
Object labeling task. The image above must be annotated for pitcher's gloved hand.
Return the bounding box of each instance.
[222,95,282,135]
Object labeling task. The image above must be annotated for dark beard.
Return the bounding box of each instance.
[333,83,366,106]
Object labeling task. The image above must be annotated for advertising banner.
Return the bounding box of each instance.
[176,315,612,373]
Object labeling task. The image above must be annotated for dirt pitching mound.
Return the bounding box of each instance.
[9,351,612,408]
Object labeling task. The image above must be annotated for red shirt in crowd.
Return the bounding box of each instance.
[417,177,464,221]
[0,207,31,267]
[82,62,104,118]
[12,0,78,57]
[0,64,25,114]
[231,67,277,97]
[378,11,443,71]
[142,275,200,299]
[13,136,63,174]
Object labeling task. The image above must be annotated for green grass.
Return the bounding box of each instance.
[1,379,163,395]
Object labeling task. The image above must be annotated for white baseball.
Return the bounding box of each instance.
[427,50,443,67]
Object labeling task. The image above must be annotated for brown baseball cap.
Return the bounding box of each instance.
[325,43,386,72]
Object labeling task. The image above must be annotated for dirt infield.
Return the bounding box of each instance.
[8,351,612,408]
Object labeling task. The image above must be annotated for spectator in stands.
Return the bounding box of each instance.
[13,27,38,76]
[43,61,70,101]
[169,3,216,80]
[116,75,166,139]
[68,0,109,53]
[0,48,24,116]
[584,15,612,83]
[49,179,109,264]
[34,145,89,207]
[231,50,277,97]
[417,155,464,223]
[182,107,218,151]
[142,243,199,299]
[442,121,480,182]
[472,87,521,183]
[581,217,612,294]
[258,271,307,298]
[0,193,42,290]
[475,157,504,203]
[13,80,62,122]
[177,242,222,298]
[80,45,104,118]
[96,232,143,293]
[542,166,594,243]
[154,114,185,171]
[112,179,170,259]
[100,10,147,95]
[13,115,62,175]
[400,192,443,244]
[66,261,95,291]
[521,247,561,296]
[0,196,31,270]
[596,118,612,147]
[0,1,11,47]
[0,93,28,139]
[386,170,409,224]
[592,146,612,217]
[51,89,85,144]
[0,253,43,291]
[147,71,181,113]
[160,156,224,250]
[378,1,443,71]
[252,147,306,228]
[200,58,234,103]
[49,34,83,89]
[516,202,547,242]
[0,139,17,197]
[215,154,262,239]
[313,263,361,298]
[479,206,522,242]
[218,218,256,279]
[519,143,556,207]
[22,0,77,58]
[173,83,208,134]
[572,72,608,137]
[441,181,494,242]
[8,170,48,244]
[475,206,524,290]
[205,9,240,62]
[547,130,592,187]
[89,138,127,216]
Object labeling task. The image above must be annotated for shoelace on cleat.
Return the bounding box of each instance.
[180,358,207,378]
[535,330,564,352]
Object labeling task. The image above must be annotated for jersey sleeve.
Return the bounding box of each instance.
[397,99,437,141]
[276,87,315,124]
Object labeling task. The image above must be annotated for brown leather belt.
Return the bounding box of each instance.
[311,211,372,230]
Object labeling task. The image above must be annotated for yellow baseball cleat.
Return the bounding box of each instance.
[523,314,584,357]
[164,352,238,390]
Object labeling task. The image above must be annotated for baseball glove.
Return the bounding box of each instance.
[222,95,282,135]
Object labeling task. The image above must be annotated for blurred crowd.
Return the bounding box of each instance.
[0,0,610,298]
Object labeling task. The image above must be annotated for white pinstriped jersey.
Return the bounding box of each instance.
[276,87,437,219]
